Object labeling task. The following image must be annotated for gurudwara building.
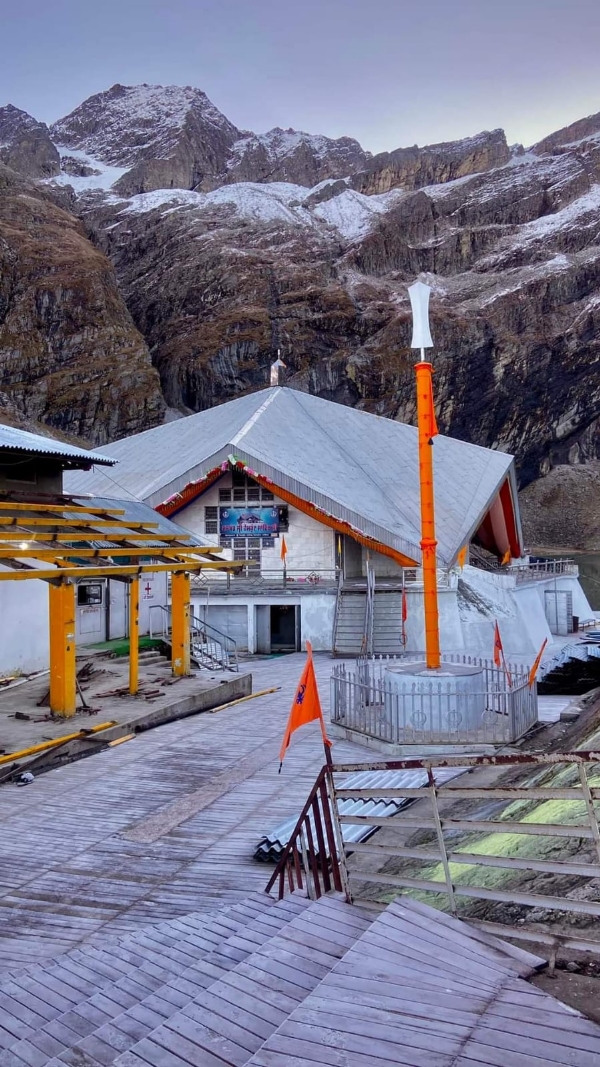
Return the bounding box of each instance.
[65,386,592,660]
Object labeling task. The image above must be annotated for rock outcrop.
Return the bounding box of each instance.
[0,164,164,443]
[0,106,60,179]
[2,82,600,522]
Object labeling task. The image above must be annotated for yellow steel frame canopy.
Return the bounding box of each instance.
[0,499,245,718]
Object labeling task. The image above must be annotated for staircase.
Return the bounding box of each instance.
[190,615,238,672]
[334,587,405,655]
[372,589,405,654]
[1,888,595,1066]
[332,588,367,655]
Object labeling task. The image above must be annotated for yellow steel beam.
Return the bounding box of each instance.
[49,581,77,718]
[0,502,126,515]
[0,721,117,766]
[0,546,224,560]
[0,518,159,528]
[171,571,191,677]
[129,577,139,696]
[0,561,245,580]
[0,531,218,546]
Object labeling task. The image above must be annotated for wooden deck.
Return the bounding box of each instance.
[0,654,370,972]
[1,652,600,1065]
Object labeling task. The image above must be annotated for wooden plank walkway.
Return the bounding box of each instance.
[0,654,370,972]
[249,899,600,1067]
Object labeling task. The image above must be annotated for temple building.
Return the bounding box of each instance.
[65,386,591,659]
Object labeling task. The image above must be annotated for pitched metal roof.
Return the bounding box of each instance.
[0,423,115,466]
[64,387,520,565]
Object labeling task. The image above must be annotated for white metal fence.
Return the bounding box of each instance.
[331,653,537,746]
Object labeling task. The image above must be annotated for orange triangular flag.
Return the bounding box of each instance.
[528,638,548,687]
[493,621,503,669]
[493,621,512,687]
[457,545,468,570]
[279,641,331,770]
[501,548,511,566]
[280,535,288,563]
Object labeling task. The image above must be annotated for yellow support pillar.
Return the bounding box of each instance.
[415,361,441,670]
[49,580,77,717]
[129,577,139,695]
[171,571,191,676]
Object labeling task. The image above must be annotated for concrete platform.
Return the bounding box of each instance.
[0,649,251,771]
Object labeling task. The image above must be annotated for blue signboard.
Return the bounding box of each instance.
[220,506,279,538]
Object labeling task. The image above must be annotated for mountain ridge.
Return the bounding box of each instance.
[1,82,600,548]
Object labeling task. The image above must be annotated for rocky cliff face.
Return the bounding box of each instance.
[0,106,60,179]
[0,164,164,443]
[1,81,600,539]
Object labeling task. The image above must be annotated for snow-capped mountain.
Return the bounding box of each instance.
[2,81,600,542]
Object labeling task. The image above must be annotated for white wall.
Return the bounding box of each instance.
[0,570,49,674]
[300,594,337,651]
[174,476,336,577]
[191,591,336,652]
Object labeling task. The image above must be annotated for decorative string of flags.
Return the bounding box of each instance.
[278,641,331,772]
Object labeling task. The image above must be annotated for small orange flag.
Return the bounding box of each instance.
[279,641,331,771]
[493,621,512,687]
[493,621,503,668]
[457,545,468,570]
[501,548,511,566]
[528,638,548,687]
[280,535,288,563]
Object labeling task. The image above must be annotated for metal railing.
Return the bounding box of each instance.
[267,751,600,961]
[189,567,339,594]
[362,562,375,656]
[332,654,537,746]
[514,559,579,583]
[148,604,238,671]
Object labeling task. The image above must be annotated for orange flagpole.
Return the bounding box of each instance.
[415,360,441,669]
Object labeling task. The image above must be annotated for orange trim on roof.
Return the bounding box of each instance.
[156,466,224,517]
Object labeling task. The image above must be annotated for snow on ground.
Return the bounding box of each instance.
[115,180,405,242]
[312,188,405,240]
[512,184,600,247]
[45,146,128,193]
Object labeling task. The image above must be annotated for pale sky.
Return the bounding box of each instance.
[1,0,599,152]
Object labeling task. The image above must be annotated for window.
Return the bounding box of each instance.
[233,487,246,502]
[204,505,218,535]
[219,537,232,548]
[219,488,232,502]
[261,489,274,501]
[262,537,275,548]
[278,507,289,531]
[78,582,103,606]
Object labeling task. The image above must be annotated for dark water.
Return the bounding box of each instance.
[577,553,600,611]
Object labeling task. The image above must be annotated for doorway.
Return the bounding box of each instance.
[270,605,300,651]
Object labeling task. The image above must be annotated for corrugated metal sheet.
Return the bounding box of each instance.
[64,387,516,565]
[70,496,211,548]
[253,766,462,863]
[0,424,114,465]
[541,640,600,678]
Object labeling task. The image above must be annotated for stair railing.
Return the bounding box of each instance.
[190,612,239,671]
[265,764,348,902]
[362,561,375,656]
[331,567,345,655]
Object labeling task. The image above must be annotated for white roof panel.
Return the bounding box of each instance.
[64,387,517,565]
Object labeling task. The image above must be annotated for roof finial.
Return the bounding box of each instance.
[270,349,286,386]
